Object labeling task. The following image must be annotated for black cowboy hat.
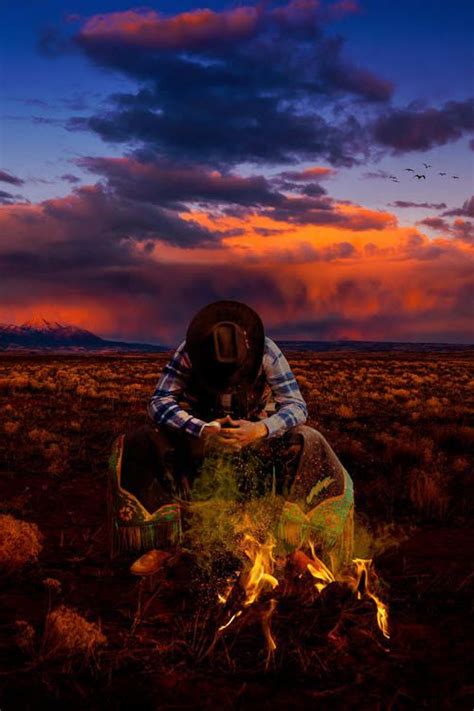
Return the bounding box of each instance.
[185,300,265,393]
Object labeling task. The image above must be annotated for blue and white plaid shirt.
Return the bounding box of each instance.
[148,336,308,439]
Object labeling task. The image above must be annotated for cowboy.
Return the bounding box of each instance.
[110,300,353,575]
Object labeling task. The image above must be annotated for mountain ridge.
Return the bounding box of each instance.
[0,318,167,352]
[0,319,472,354]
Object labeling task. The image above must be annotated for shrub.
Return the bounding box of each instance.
[3,421,20,435]
[0,514,43,575]
[41,605,107,661]
[336,404,354,418]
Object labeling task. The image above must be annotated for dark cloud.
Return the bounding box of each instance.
[418,217,449,231]
[73,154,392,232]
[0,183,223,259]
[0,169,24,186]
[265,193,395,230]
[442,196,474,218]
[450,219,474,244]
[373,98,474,152]
[0,189,27,205]
[418,212,474,244]
[0,241,311,343]
[76,155,282,208]
[390,201,447,209]
[61,3,393,168]
[60,173,81,184]
[0,190,16,205]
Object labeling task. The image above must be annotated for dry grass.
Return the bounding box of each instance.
[0,351,472,524]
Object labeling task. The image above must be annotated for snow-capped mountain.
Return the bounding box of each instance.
[0,317,167,352]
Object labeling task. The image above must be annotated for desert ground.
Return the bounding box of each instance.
[0,350,473,710]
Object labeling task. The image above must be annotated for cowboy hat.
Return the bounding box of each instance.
[185,300,265,393]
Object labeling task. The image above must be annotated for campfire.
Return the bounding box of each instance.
[131,451,391,674]
[202,532,390,669]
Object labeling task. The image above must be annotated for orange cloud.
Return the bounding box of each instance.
[80,7,262,49]
[1,186,473,344]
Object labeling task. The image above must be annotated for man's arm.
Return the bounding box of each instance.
[258,338,308,438]
[147,341,208,437]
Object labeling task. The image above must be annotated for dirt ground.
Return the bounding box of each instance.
[0,351,473,710]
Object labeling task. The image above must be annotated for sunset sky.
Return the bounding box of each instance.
[1,0,473,345]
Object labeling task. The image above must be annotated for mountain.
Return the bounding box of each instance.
[0,318,168,353]
[1,318,471,354]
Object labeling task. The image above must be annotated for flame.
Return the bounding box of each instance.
[216,534,279,663]
[218,610,242,631]
[307,540,336,593]
[301,543,389,639]
[352,558,390,639]
[217,574,239,605]
[241,534,279,606]
[214,539,389,664]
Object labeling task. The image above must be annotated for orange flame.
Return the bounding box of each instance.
[241,534,279,606]
[217,534,279,664]
[307,540,336,592]
[352,558,390,639]
[303,543,389,639]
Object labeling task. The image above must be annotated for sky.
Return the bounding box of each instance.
[0,0,473,345]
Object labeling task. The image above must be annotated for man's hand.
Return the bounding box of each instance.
[216,417,268,451]
[200,416,237,445]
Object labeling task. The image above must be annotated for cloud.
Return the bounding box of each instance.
[418,213,474,244]
[1,180,473,343]
[76,155,281,208]
[0,183,223,259]
[442,196,474,218]
[390,201,447,210]
[77,2,360,52]
[450,219,474,244]
[62,2,393,168]
[418,217,449,231]
[0,169,24,186]
[266,196,396,230]
[60,173,81,184]
[362,170,394,180]
[278,166,336,181]
[373,98,474,152]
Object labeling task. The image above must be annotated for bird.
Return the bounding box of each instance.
[423,163,432,169]
[391,178,399,182]
[405,168,415,172]
[389,175,398,180]
[438,172,446,176]
[414,174,426,180]
[452,175,460,179]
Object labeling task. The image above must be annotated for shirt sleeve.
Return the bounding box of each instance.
[147,340,208,437]
[259,339,308,438]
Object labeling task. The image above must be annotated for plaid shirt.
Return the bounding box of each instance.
[148,336,308,439]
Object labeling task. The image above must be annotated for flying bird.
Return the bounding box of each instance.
[438,172,446,176]
[405,168,415,172]
[391,178,399,182]
[414,174,426,180]
[452,175,460,179]
[423,163,432,169]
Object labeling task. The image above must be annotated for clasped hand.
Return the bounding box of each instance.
[202,415,268,451]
